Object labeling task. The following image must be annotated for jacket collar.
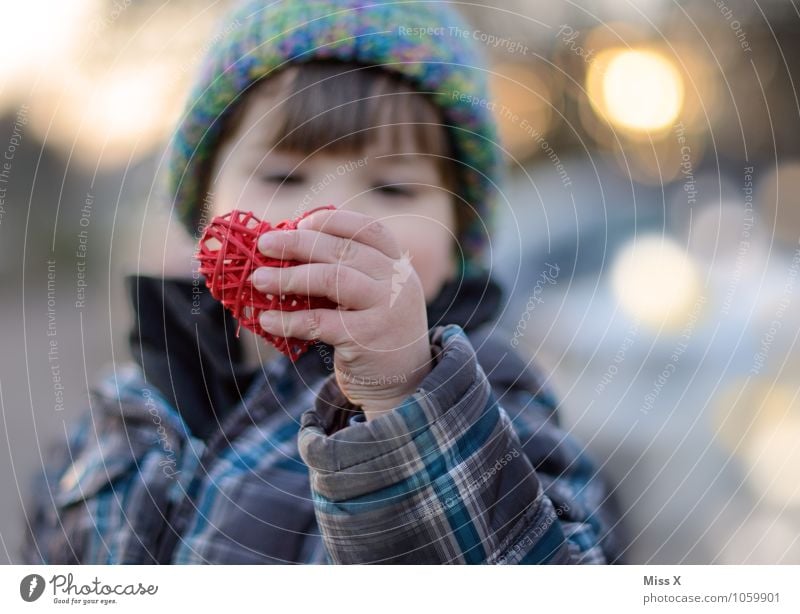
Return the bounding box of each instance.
[126,271,503,439]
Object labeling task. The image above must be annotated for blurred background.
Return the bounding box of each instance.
[1,0,799,563]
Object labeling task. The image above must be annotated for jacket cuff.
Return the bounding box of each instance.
[298,324,486,501]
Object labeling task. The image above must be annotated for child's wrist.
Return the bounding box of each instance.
[358,363,432,420]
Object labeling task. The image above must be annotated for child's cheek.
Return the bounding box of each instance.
[393,224,456,301]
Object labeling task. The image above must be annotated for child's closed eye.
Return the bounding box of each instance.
[261,173,304,186]
[373,183,416,198]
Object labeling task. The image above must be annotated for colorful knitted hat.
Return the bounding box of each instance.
[166,0,503,276]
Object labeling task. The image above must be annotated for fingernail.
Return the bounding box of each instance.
[250,267,271,287]
[258,233,276,252]
[297,212,320,229]
[260,310,278,328]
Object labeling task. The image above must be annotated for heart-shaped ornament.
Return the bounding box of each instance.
[195,205,338,361]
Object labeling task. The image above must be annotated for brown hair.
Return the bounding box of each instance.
[205,60,473,240]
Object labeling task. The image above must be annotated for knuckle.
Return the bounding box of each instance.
[333,237,357,263]
[364,220,386,242]
[282,229,299,254]
[278,267,293,291]
[320,266,340,295]
[305,310,323,339]
[335,266,352,292]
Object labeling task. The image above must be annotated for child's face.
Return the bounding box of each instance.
[208,92,458,302]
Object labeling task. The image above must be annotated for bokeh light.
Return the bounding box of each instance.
[715,381,800,508]
[0,0,95,93]
[587,48,685,134]
[612,234,703,328]
[2,0,225,167]
[26,62,184,166]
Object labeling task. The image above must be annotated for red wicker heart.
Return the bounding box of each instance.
[195,205,338,361]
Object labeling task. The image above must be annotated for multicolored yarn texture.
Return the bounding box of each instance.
[166,0,504,277]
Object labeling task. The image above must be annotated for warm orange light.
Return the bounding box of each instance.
[612,235,703,328]
[587,48,685,134]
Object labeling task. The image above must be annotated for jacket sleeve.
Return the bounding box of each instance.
[20,366,189,564]
[297,323,624,564]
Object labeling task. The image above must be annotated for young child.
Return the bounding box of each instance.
[22,0,624,564]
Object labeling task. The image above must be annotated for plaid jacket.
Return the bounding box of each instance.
[21,275,624,564]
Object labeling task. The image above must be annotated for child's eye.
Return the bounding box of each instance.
[375,184,415,198]
[261,173,304,185]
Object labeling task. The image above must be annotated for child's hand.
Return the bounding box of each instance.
[251,209,433,420]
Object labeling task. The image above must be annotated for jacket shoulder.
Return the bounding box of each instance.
[20,363,189,563]
[465,322,560,424]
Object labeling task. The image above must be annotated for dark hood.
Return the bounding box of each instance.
[126,271,503,440]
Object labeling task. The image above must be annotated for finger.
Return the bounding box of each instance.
[259,307,350,345]
[257,228,392,280]
[295,209,402,260]
[250,263,378,310]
